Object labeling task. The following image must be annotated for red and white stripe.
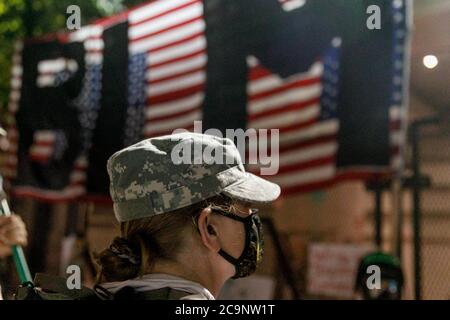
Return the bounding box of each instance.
[128,0,206,138]
[69,24,104,64]
[29,131,56,163]
[12,155,88,201]
[389,105,405,171]
[36,58,78,88]
[0,41,23,181]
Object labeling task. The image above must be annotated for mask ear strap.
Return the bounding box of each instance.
[218,249,240,266]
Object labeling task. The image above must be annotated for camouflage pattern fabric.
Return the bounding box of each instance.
[107,132,280,222]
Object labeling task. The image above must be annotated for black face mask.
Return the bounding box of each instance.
[210,207,264,279]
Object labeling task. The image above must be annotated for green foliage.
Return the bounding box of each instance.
[0,0,25,110]
[0,0,148,111]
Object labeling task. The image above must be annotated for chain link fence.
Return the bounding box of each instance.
[414,121,450,299]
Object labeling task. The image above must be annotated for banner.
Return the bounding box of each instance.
[2,0,410,201]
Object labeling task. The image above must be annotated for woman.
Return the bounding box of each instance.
[96,132,280,300]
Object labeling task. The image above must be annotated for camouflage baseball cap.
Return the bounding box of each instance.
[107,132,280,222]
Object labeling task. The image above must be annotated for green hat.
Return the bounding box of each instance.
[355,251,404,289]
[107,132,281,222]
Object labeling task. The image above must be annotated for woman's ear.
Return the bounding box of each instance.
[197,207,221,252]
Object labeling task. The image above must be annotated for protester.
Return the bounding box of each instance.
[95,132,280,300]
[354,252,404,300]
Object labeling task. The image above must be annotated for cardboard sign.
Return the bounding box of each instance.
[307,243,373,298]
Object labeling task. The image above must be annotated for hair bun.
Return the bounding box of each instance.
[95,237,141,282]
[109,237,141,265]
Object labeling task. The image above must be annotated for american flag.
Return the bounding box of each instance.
[129,0,206,138]
[4,24,105,201]
[126,0,406,195]
[3,0,408,201]
[246,41,342,194]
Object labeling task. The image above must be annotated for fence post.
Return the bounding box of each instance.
[410,116,438,300]
[411,122,421,300]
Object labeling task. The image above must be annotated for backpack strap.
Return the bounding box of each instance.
[33,273,98,300]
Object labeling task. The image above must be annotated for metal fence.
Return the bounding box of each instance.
[410,117,450,300]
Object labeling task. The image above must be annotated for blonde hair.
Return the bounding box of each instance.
[95,194,233,283]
